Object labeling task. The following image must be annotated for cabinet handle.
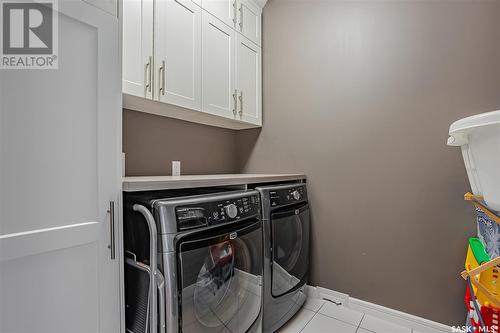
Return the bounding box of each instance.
[232,89,238,115]
[107,201,116,260]
[144,56,152,94]
[238,91,243,116]
[232,0,237,26]
[239,4,243,30]
[159,60,165,96]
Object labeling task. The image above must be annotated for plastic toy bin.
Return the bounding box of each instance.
[463,238,500,332]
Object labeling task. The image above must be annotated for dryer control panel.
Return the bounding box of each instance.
[175,194,260,231]
[269,185,307,208]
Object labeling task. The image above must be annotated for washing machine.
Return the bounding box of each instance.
[124,189,263,333]
[256,183,310,333]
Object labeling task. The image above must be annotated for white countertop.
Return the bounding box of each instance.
[122,173,306,192]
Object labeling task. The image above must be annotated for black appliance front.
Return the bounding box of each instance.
[270,203,310,297]
[258,183,310,333]
[177,219,263,333]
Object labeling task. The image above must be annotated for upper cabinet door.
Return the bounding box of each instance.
[202,11,236,118]
[155,0,202,110]
[236,34,262,125]
[237,0,261,46]
[0,2,122,333]
[123,0,154,99]
[202,0,236,29]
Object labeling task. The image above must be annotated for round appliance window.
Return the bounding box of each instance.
[193,239,253,329]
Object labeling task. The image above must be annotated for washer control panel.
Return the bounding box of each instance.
[269,185,307,207]
[176,194,260,230]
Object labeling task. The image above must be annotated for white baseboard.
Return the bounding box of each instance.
[316,286,349,304]
[307,285,453,333]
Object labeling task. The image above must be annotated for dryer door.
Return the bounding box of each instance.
[178,220,263,333]
[270,203,310,297]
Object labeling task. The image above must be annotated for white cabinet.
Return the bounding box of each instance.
[237,0,261,46]
[122,0,266,129]
[202,11,236,118]
[203,0,261,46]
[236,34,262,124]
[0,2,122,333]
[123,0,154,99]
[156,0,202,110]
[201,0,236,29]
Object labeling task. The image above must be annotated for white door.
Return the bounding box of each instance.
[202,11,236,118]
[237,0,261,46]
[83,0,118,16]
[0,2,122,333]
[236,34,261,125]
[155,0,202,110]
[202,0,236,29]
[123,0,154,99]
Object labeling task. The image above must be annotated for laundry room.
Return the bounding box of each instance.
[1,1,500,333]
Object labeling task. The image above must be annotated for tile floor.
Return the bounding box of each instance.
[277,297,448,333]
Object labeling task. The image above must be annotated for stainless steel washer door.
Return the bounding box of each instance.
[178,220,263,333]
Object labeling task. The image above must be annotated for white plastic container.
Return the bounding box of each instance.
[448,110,500,211]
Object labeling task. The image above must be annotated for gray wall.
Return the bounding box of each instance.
[237,0,500,325]
[123,109,239,176]
[122,0,500,325]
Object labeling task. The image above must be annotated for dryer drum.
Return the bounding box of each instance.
[193,238,253,328]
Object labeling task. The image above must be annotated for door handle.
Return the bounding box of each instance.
[232,0,237,26]
[107,201,116,260]
[232,89,238,116]
[239,4,243,30]
[144,56,152,95]
[238,91,243,116]
[159,60,165,96]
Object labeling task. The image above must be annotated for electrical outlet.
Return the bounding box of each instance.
[172,161,181,176]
